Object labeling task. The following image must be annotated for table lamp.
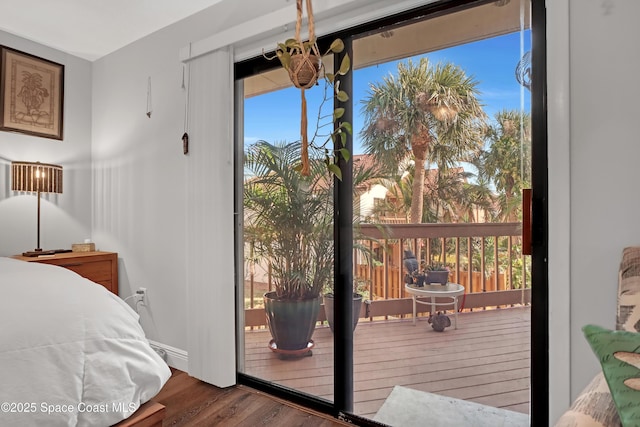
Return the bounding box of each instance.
[11,161,63,256]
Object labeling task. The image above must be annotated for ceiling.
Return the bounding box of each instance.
[0,0,528,66]
[0,0,225,61]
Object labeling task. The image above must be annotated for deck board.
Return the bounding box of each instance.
[243,306,530,420]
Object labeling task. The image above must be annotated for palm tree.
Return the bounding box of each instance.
[462,175,496,223]
[244,140,388,300]
[360,57,486,224]
[367,161,493,225]
[480,110,531,221]
[423,167,477,223]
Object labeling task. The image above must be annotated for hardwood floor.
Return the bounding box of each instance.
[153,369,352,426]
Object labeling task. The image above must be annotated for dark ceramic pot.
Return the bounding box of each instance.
[323,293,363,333]
[264,291,321,351]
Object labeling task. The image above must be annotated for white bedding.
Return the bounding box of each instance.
[0,257,171,426]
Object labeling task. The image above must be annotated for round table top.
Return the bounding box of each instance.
[405,283,465,296]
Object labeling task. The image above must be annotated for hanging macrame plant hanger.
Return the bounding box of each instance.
[289,0,321,89]
[292,0,321,176]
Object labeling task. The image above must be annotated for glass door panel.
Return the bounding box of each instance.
[349,0,532,423]
[239,65,336,404]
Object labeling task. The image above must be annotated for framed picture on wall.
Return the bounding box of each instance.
[0,46,64,140]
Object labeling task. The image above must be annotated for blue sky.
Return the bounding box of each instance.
[244,30,531,155]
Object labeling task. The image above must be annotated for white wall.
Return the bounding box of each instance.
[567,0,640,397]
[0,30,92,257]
[547,0,572,421]
[541,1,640,422]
[90,0,294,356]
[359,184,388,219]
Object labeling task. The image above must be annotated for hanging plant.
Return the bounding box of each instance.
[264,0,351,179]
[274,0,322,89]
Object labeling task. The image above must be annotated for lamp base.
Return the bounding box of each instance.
[21,249,72,257]
[22,250,53,257]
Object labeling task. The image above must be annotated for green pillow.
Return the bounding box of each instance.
[583,324,640,426]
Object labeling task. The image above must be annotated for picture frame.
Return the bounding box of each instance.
[0,46,64,140]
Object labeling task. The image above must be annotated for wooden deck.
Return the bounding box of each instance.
[244,306,530,419]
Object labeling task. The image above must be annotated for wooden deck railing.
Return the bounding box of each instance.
[244,222,531,327]
[356,222,527,297]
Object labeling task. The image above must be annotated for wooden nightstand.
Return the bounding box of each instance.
[12,251,119,295]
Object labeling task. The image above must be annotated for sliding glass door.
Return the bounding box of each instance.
[237,0,542,424]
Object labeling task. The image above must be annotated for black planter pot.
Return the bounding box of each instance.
[425,270,449,285]
[264,291,321,355]
[323,293,363,333]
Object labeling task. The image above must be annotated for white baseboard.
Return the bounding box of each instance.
[148,340,188,372]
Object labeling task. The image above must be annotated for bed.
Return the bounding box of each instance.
[0,256,171,426]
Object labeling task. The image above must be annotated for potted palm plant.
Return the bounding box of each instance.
[245,0,362,354]
[244,142,386,355]
[244,141,334,357]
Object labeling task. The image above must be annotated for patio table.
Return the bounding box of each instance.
[404,283,465,329]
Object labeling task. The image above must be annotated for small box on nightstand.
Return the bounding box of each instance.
[72,242,96,252]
